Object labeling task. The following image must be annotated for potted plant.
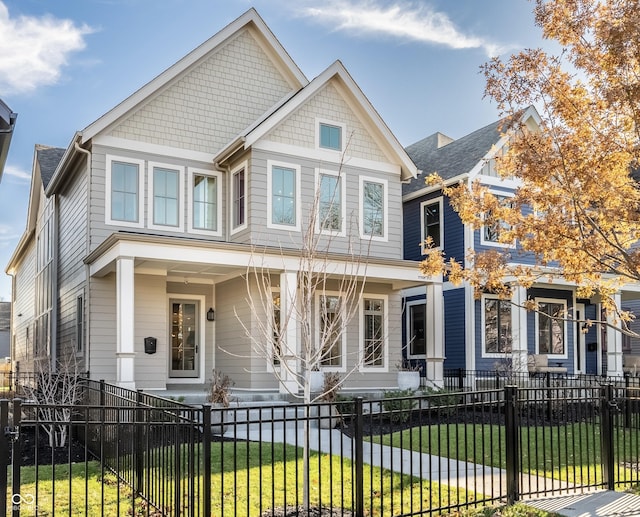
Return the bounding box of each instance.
[396,360,421,391]
[317,371,342,429]
[207,369,234,434]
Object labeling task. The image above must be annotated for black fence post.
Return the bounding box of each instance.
[134,390,144,496]
[0,400,8,517]
[546,372,552,421]
[505,385,520,505]
[99,379,105,406]
[600,384,615,490]
[11,399,21,517]
[354,397,364,517]
[625,375,631,428]
[458,368,465,391]
[202,405,211,517]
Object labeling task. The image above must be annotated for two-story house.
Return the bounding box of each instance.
[6,9,441,395]
[402,106,638,381]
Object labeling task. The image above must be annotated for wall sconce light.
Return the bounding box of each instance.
[207,308,215,322]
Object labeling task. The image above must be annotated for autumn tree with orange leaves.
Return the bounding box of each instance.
[420,0,640,331]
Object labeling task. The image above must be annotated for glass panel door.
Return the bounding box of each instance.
[170,300,199,378]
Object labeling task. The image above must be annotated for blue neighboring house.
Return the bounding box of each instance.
[402,106,636,381]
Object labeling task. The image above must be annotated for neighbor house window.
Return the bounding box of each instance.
[536,299,567,356]
[318,171,343,233]
[106,156,145,227]
[318,294,344,369]
[149,163,183,229]
[481,193,514,246]
[483,295,512,355]
[362,297,386,368]
[269,163,299,228]
[421,198,443,250]
[76,295,84,353]
[360,178,387,239]
[319,123,342,151]
[231,165,247,231]
[407,302,426,357]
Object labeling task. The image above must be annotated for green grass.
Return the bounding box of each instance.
[376,422,640,485]
[8,441,481,516]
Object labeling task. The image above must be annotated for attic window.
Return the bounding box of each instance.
[319,123,342,151]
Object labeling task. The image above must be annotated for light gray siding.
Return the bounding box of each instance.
[11,238,36,370]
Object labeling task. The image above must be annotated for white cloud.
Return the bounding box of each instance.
[301,0,504,56]
[0,2,93,95]
[4,165,30,181]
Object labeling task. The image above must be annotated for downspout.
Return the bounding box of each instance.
[74,142,92,376]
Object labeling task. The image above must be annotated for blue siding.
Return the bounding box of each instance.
[444,288,465,369]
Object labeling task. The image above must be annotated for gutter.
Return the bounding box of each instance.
[0,110,17,184]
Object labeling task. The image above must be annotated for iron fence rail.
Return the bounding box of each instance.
[1,379,639,516]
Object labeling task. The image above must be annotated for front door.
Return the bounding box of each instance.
[170,299,200,378]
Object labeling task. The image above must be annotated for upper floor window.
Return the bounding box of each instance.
[106,155,145,228]
[317,170,344,234]
[268,161,300,231]
[421,198,443,250]
[362,297,386,369]
[360,177,387,240]
[317,119,346,152]
[482,295,512,356]
[189,168,222,235]
[481,193,515,247]
[536,298,567,357]
[231,164,247,233]
[149,163,184,230]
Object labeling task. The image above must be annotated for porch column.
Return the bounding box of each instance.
[425,283,444,387]
[606,293,624,377]
[280,271,299,394]
[511,286,529,373]
[116,257,136,389]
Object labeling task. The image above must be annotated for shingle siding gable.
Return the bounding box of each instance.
[109,28,294,154]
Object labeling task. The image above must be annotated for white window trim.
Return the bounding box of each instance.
[266,287,281,373]
[187,167,222,237]
[535,297,568,359]
[267,160,301,232]
[481,294,513,358]
[480,190,516,249]
[359,176,388,242]
[405,299,427,359]
[315,291,346,373]
[315,168,346,237]
[359,294,389,372]
[230,161,248,235]
[148,161,185,232]
[105,155,145,228]
[420,197,444,253]
[75,291,85,358]
[316,117,347,152]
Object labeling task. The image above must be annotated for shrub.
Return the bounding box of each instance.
[382,389,417,423]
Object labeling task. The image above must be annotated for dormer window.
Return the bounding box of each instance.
[317,119,346,152]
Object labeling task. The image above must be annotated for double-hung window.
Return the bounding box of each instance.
[360,177,387,240]
[362,297,386,369]
[268,161,300,231]
[149,163,183,230]
[318,294,344,370]
[482,295,512,356]
[317,170,344,234]
[189,168,221,235]
[536,298,567,357]
[421,198,443,250]
[481,192,515,247]
[231,164,247,233]
[106,156,145,227]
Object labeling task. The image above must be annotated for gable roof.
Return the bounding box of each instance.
[0,98,17,184]
[215,60,419,181]
[403,118,505,196]
[37,146,66,189]
[81,8,307,144]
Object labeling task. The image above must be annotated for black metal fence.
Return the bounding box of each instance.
[1,378,640,516]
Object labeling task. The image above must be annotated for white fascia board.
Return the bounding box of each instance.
[402,173,469,203]
[93,135,216,164]
[81,9,307,144]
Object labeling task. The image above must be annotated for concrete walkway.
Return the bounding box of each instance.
[527,491,640,516]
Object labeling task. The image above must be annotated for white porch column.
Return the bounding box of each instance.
[511,286,529,373]
[606,293,624,377]
[425,283,444,387]
[116,257,136,390]
[280,271,299,394]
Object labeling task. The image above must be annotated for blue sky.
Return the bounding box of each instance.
[0,0,546,300]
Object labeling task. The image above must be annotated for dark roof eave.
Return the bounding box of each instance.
[0,111,17,183]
